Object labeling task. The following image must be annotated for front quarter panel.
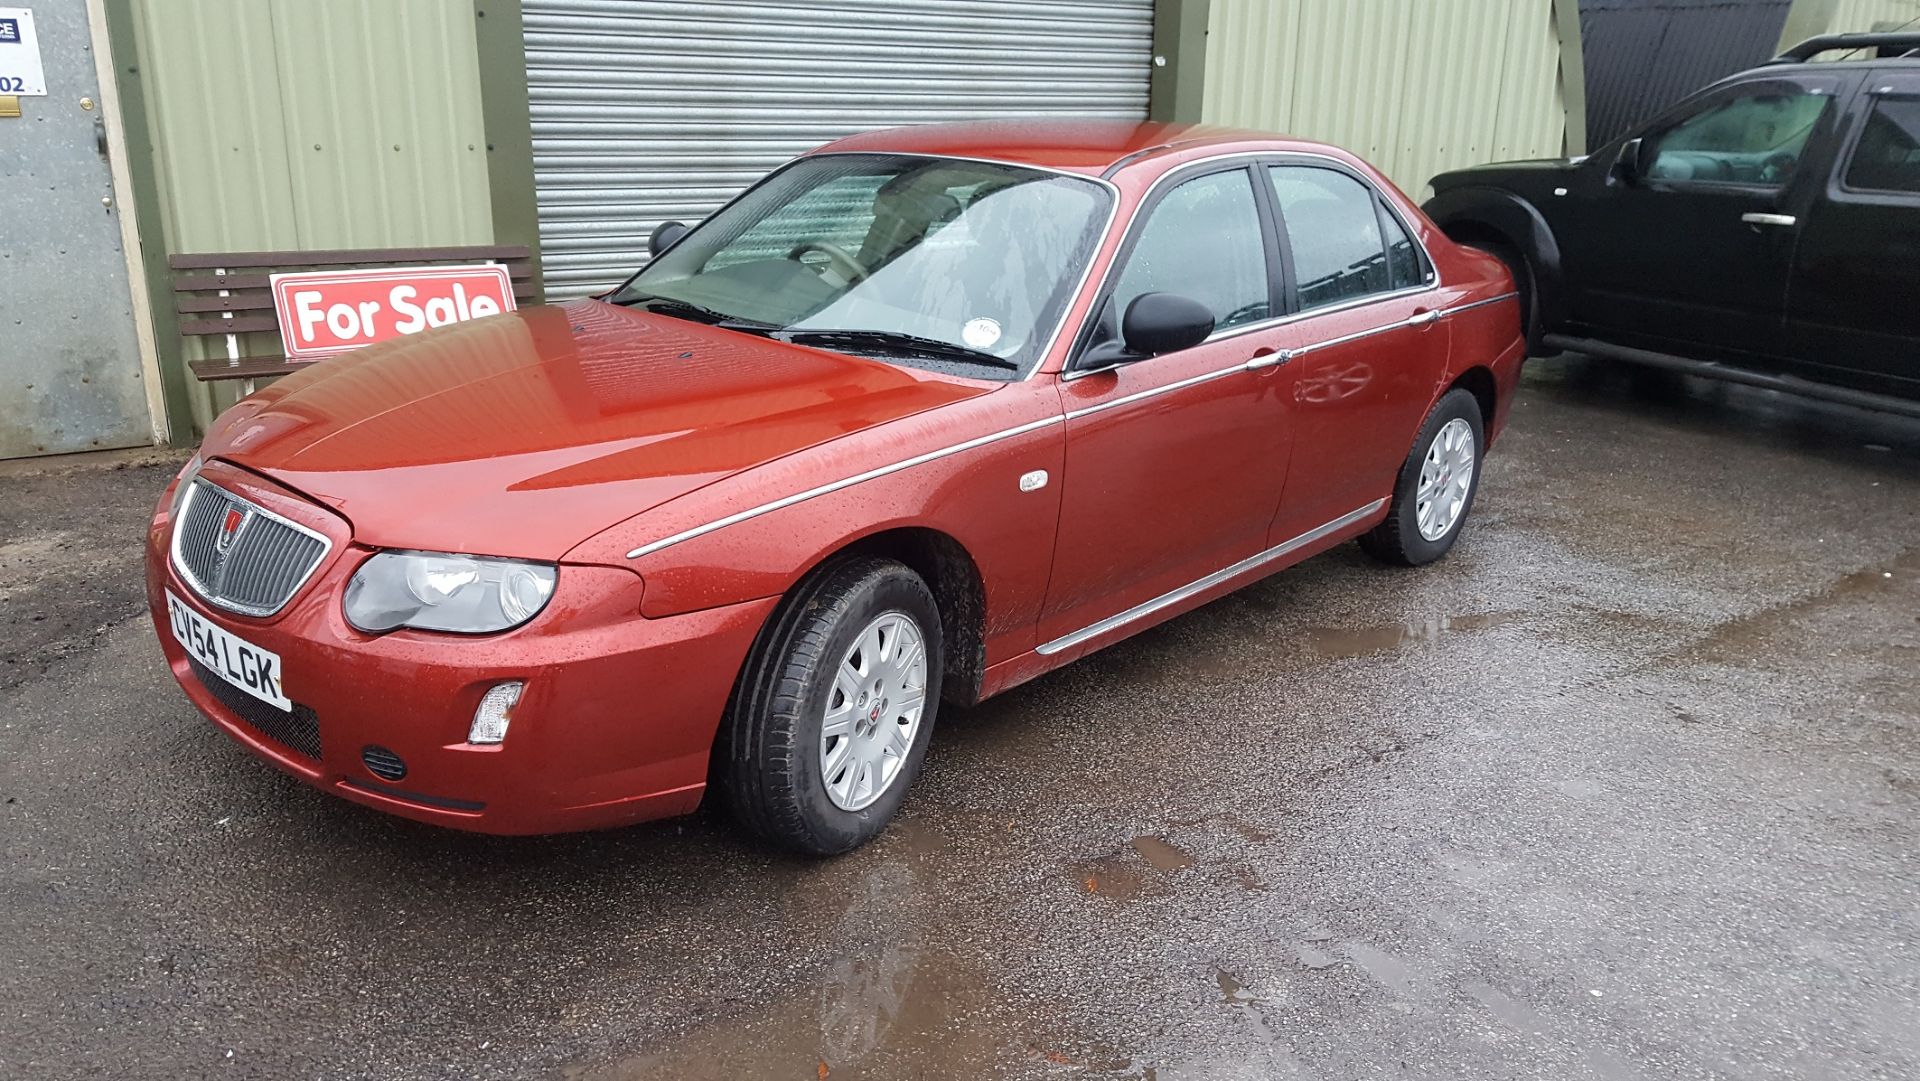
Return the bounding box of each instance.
[564,386,1067,664]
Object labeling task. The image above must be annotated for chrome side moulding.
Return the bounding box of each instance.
[624,289,1514,561]
[625,415,1065,560]
[1034,498,1389,656]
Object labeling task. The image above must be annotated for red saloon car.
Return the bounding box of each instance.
[148,121,1522,854]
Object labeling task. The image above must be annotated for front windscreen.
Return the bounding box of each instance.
[609,153,1112,378]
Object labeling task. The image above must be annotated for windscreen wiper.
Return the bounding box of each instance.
[780,328,1021,371]
[611,293,777,335]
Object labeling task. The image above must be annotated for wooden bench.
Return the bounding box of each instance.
[168,245,535,383]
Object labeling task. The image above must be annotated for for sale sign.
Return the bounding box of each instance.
[269,264,516,360]
[0,7,48,96]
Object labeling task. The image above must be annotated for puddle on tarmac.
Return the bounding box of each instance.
[1129,835,1195,872]
[560,859,1140,1080]
[1679,550,1918,662]
[1074,836,1196,900]
[1302,612,1520,659]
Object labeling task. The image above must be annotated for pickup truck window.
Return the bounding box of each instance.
[1647,89,1829,188]
[1845,97,1920,195]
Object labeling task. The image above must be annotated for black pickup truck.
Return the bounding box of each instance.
[1426,32,1920,418]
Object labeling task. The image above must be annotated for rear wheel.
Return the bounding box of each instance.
[718,557,943,856]
[1360,388,1485,566]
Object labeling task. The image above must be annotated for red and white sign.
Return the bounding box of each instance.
[270,264,516,360]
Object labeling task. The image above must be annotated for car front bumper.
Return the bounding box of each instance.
[143,471,776,836]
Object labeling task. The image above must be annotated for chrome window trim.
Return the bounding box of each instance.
[722,150,1125,385]
[1061,291,1519,417]
[169,479,335,619]
[1034,498,1389,656]
[625,414,1065,560]
[1061,149,1446,378]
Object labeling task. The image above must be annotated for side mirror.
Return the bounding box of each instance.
[648,220,690,257]
[1610,138,1645,185]
[1121,292,1216,357]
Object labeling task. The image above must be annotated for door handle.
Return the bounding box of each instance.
[1408,309,1443,328]
[1244,347,1293,371]
[1741,212,1797,228]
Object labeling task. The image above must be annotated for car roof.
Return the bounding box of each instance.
[812,119,1338,177]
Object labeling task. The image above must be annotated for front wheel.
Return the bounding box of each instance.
[718,558,943,856]
[1360,388,1485,566]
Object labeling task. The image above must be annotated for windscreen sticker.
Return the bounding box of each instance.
[961,317,1002,350]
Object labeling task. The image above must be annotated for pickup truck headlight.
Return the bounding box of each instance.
[344,551,557,634]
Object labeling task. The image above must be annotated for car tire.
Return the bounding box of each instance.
[1359,388,1485,567]
[718,557,944,856]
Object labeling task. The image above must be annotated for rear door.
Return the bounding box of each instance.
[1786,70,1920,396]
[1259,162,1451,544]
[1563,73,1847,363]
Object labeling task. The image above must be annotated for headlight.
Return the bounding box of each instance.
[344,551,557,634]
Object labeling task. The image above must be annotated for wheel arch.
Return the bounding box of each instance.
[1425,185,1566,348]
[750,525,990,710]
[1446,365,1500,445]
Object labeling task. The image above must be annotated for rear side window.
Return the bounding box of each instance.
[1846,96,1920,194]
[1268,166,1416,310]
[1380,206,1424,291]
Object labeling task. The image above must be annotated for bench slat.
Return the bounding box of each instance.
[179,314,281,336]
[174,260,534,293]
[168,245,529,271]
[187,356,311,382]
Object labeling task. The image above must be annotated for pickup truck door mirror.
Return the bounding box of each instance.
[1610,138,1646,185]
[648,220,690,257]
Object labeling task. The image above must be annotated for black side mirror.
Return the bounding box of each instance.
[648,220,690,257]
[1121,292,1215,357]
[1610,138,1645,185]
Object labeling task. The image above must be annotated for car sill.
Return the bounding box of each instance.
[1034,498,1388,657]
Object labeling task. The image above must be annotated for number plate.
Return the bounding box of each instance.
[166,591,292,711]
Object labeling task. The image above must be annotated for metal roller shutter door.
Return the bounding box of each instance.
[523,0,1156,297]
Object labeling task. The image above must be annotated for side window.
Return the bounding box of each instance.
[1267,166,1395,311]
[1111,169,1271,333]
[1845,96,1920,194]
[1645,88,1830,187]
[1380,204,1425,290]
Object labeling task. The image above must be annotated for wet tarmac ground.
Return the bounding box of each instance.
[2,357,1917,1079]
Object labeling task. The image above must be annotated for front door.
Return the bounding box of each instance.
[1787,70,1920,396]
[0,0,151,458]
[1040,164,1298,651]
[1563,74,1846,364]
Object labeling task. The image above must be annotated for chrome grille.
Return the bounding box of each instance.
[171,479,331,617]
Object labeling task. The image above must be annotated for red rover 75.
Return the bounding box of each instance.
[147,122,1523,854]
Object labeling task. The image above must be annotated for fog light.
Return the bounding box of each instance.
[469,682,522,744]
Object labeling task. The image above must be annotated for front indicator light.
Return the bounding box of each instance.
[470,682,522,744]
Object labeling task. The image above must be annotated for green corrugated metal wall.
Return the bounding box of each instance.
[1199,0,1576,196]
[128,0,493,430]
[1826,0,1920,33]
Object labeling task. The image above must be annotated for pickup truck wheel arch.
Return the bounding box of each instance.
[1424,186,1566,350]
